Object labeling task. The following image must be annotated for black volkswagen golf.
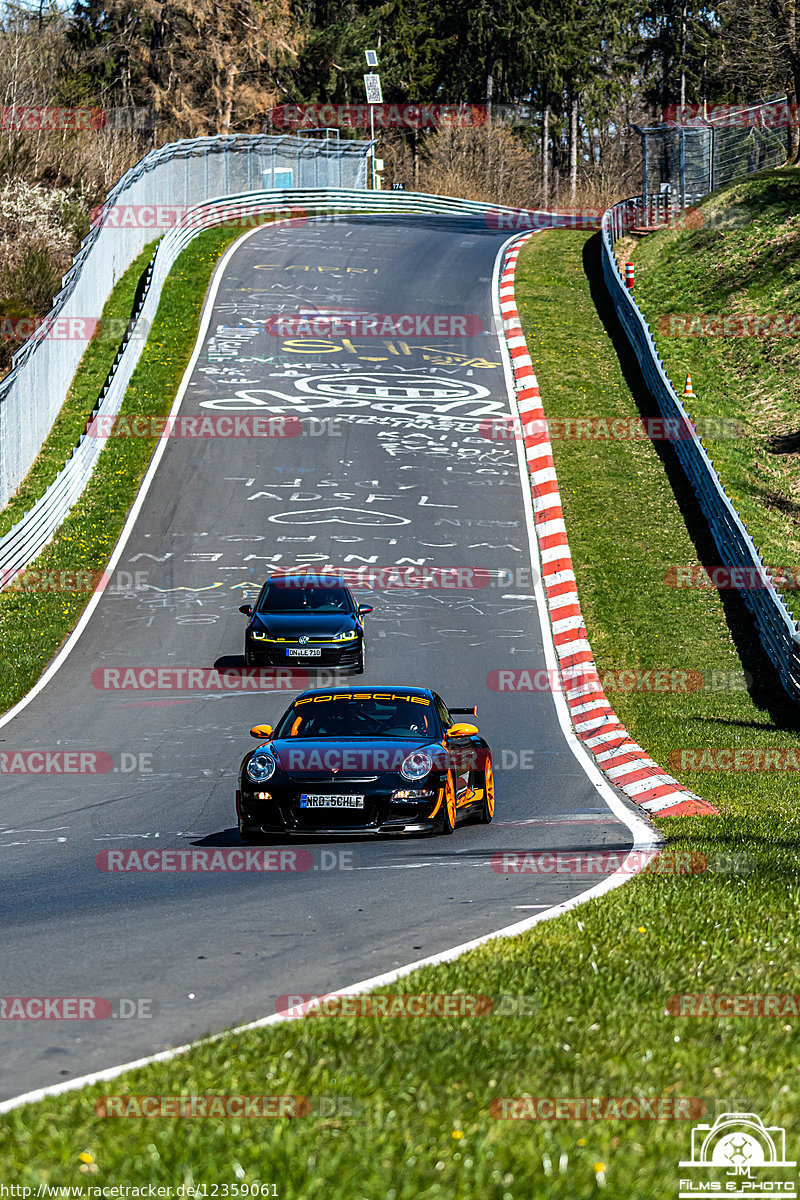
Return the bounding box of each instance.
[235,686,495,839]
[240,574,373,672]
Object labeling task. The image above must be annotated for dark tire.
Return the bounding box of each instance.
[476,755,495,824]
[440,771,457,835]
[238,818,260,843]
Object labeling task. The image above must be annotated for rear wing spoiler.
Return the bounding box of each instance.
[450,706,477,716]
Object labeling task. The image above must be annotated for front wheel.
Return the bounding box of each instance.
[440,771,457,835]
[238,817,261,843]
[476,755,495,824]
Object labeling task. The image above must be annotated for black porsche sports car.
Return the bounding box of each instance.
[239,574,373,672]
[235,685,494,839]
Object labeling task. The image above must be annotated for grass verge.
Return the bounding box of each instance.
[2,229,797,1199]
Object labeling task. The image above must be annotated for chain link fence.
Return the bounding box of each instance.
[633,99,788,209]
[0,133,372,511]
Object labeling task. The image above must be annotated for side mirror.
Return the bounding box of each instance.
[357,604,374,615]
[250,724,273,739]
[448,722,479,738]
[239,605,252,616]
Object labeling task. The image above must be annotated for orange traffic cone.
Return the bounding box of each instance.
[683,373,696,399]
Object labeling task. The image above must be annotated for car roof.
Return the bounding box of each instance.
[293,685,434,701]
[266,573,350,589]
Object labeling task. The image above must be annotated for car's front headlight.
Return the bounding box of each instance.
[250,631,275,641]
[400,750,433,782]
[333,629,358,641]
[246,752,277,783]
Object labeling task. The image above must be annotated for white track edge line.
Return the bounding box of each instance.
[0,223,660,1116]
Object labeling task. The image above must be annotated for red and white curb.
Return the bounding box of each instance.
[499,236,717,818]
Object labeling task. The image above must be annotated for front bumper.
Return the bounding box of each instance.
[245,638,362,668]
[237,780,443,835]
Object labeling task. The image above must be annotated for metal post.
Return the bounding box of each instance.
[370,105,375,188]
[710,126,716,192]
[641,130,648,213]
[679,129,686,210]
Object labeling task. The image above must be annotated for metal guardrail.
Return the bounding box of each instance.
[0,134,373,512]
[0,187,542,590]
[601,197,800,704]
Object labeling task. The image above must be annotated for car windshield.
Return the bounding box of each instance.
[257,584,351,614]
[274,696,437,739]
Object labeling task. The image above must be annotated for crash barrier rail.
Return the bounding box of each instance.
[0,134,372,511]
[601,196,800,704]
[0,188,542,589]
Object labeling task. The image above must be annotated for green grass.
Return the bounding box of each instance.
[0,221,257,714]
[629,169,800,622]
[3,226,798,1199]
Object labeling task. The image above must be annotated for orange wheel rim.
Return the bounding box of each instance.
[446,775,457,823]
[485,759,495,817]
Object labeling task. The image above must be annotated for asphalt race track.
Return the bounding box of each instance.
[0,214,643,1102]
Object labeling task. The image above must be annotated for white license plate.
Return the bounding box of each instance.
[286,647,322,657]
[299,794,365,809]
